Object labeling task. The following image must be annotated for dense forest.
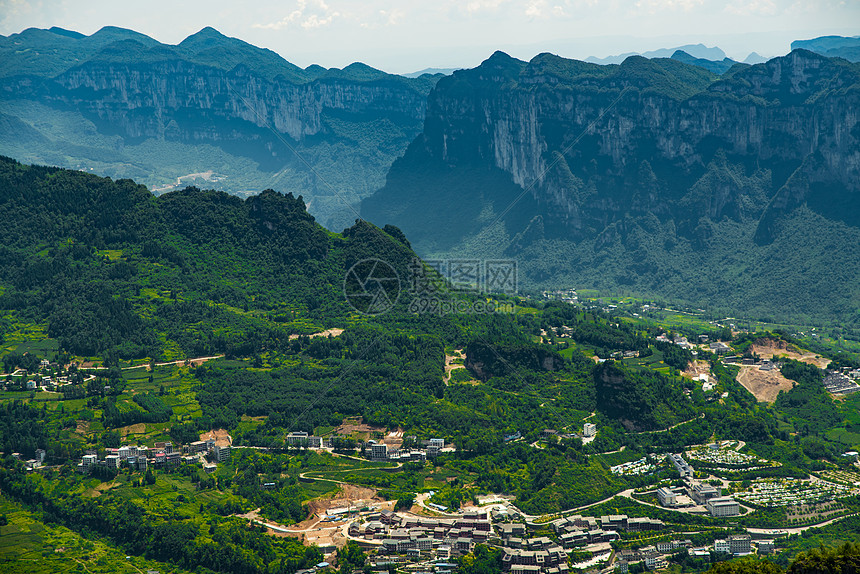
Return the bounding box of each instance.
[1,159,860,573]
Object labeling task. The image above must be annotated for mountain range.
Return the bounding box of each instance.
[3,27,860,325]
[361,49,860,326]
[0,25,443,229]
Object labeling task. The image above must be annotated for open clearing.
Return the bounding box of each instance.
[443,349,466,384]
[683,360,713,382]
[200,428,232,446]
[289,328,344,341]
[333,417,386,440]
[738,365,794,403]
[750,339,830,368]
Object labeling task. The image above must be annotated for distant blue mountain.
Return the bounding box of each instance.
[587,43,727,65]
[792,35,860,62]
[670,50,744,75]
[403,67,459,78]
[743,52,768,64]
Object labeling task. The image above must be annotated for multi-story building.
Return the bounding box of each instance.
[728,535,752,555]
[657,487,677,507]
[758,540,775,555]
[371,443,389,460]
[287,431,309,445]
[707,497,739,517]
[714,539,730,554]
[691,482,720,504]
[213,445,231,462]
[583,423,596,437]
[668,454,693,478]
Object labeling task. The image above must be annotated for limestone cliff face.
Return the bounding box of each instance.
[34,60,429,143]
[406,50,860,240]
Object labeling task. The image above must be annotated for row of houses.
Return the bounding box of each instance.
[356,510,493,560]
[549,514,665,537]
[615,535,757,573]
[368,438,445,461]
[823,371,860,395]
[10,449,46,470]
[76,441,231,473]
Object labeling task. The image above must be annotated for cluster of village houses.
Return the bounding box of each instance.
[10,449,47,471]
[286,432,450,461]
[345,506,774,574]
[75,439,231,474]
[2,358,91,391]
[72,432,448,476]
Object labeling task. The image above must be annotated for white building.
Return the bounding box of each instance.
[707,497,739,517]
[105,454,120,469]
[287,431,309,445]
[668,453,693,478]
[371,443,389,460]
[213,445,231,462]
[691,482,720,504]
[429,438,445,448]
[657,487,677,507]
[729,535,751,555]
[714,540,730,554]
[583,423,597,437]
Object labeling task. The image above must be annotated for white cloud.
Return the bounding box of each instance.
[463,0,507,15]
[724,0,779,16]
[525,0,545,17]
[633,0,705,13]
[301,11,339,28]
[253,0,339,30]
[379,8,403,26]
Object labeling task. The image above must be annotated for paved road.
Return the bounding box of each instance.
[746,513,858,535]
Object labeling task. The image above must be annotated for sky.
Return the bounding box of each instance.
[1,0,858,73]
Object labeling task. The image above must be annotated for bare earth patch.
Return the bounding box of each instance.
[289,328,344,341]
[443,349,466,385]
[750,339,830,368]
[333,418,386,441]
[240,483,385,552]
[199,428,232,447]
[75,420,90,435]
[683,360,713,382]
[86,481,120,497]
[120,423,146,438]
[738,365,794,403]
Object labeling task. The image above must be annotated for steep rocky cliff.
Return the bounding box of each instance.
[0,26,440,228]
[363,50,860,324]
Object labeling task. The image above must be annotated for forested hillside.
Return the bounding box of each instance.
[2,159,860,573]
[362,49,860,328]
[0,156,415,361]
[0,26,443,229]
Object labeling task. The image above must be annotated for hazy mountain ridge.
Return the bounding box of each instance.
[362,49,860,324]
[0,26,442,229]
[791,35,860,62]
